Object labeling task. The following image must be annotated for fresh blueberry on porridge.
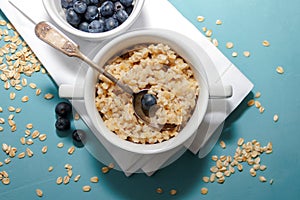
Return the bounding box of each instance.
[95,43,199,144]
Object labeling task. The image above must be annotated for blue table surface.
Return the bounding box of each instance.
[0,0,299,199]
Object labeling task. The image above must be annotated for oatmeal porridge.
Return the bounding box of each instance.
[95,43,199,144]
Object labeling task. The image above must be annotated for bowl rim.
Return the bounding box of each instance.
[42,0,145,40]
[82,29,210,155]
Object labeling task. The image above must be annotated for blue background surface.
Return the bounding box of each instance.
[0,0,299,199]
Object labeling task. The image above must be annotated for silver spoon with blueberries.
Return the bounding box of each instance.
[35,21,176,131]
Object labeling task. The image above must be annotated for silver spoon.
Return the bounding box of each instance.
[34,21,175,131]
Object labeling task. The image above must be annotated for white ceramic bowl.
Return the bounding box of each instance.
[42,0,145,41]
[82,29,211,155]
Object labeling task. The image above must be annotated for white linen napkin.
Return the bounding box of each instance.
[0,0,253,176]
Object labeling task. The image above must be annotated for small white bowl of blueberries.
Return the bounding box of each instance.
[43,0,145,41]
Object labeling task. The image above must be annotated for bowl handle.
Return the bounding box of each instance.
[209,85,233,99]
[59,84,84,99]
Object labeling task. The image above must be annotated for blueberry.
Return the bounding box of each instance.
[114,1,124,11]
[73,1,87,14]
[78,21,89,32]
[80,0,91,5]
[115,9,128,23]
[141,93,157,112]
[55,102,72,117]
[66,8,81,26]
[125,5,133,15]
[84,5,99,21]
[100,1,114,17]
[72,129,85,147]
[120,0,133,7]
[61,0,75,9]
[55,117,71,131]
[90,0,99,4]
[88,20,105,33]
[105,17,119,31]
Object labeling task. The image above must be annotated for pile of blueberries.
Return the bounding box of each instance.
[61,0,134,33]
[55,102,85,147]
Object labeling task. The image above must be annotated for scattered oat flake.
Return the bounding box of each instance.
[202,176,209,183]
[211,155,218,161]
[57,142,64,148]
[273,114,279,122]
[0,20,7,25]
[10,92,16,100]
[108,163,115,169]
[260,165,267,171]
[219,140,226,149]
[90,176,99,183]
[102,166,110,174]
[74,113,80,120]
[21,96,29,102]
[67,170,73,178]
[26,123,33,129]
[247,99,255,107]
[259,176,267,182]
[237,138,244,146]
[232,52,238,57]
[262,40,270,47]
[65,164,72,170]
[48,166,54,172]
[29,83,37,89]
[259,106,265,113]
[20,137,26,145]
[2,178,10,185]
[82,185,91,192]
[205,29,213,37]
[39,134,47,141]
[74,175,81,182]
[26,148,33,157]
[197,16,205,22]
[226,42,234,49]
[63,176,70,184]
[255,92,261,98]
[243,51,250,57]
[42,146,48,154]
[4,158,11,164]
[36,88,41,96]
[8,106,15,112]
[156,187,163,194]
[212,38,219,47]
[36,189,43,197]
[68,146,75,155]
[44,93,54,100]
[32,130,40,139]
[276,66,284,74]
[201,187,208,195]
[169,189,177,196]
[255,101,261,108]
[56,177,63,185]
[216,19,222,25]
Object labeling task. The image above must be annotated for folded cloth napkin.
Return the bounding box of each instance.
[0,0,253,176]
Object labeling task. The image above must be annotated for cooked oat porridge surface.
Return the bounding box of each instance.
[95,43,199,144]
